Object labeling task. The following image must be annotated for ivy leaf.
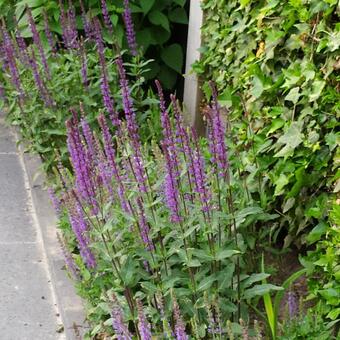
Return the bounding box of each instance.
[285,87,300,104]
[251,76,264,98]
[148,10,170,32]
[161,44,183,73]
[274,121,304,158]
[309,80,325,102]
[140,0,155,14]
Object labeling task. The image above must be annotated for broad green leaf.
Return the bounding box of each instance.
[161,44,183,73]
[284,86,300,104]
[216,249,240,261]
[169,8,188,24]
[309,80,325,102]
[244,284,283,299]
[251,76,264,98]
[140,0,155,14]
[197,275,216,292]
[148,10,170,32]
[306,221,328,244]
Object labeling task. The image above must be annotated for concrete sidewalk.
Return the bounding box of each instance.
[0,114,85,339]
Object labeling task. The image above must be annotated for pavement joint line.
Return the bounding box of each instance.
[0,151,18,155]
[0,241,38,245]
[15,130,66,340]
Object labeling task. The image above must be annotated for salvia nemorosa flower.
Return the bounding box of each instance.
[42,10,57,55]
[137,300,152,340]
[98,114,131,213]
[79,39,88,89]
[163,143,182,223]
[58,0,69,48]
[173,296,188,340]
[111,294,133,340]
[66,111,98,211]
[191,129,211,213]
[48,187,61,215]
[67,195,96,269]
[156,81,180,179]
[122,0,138,56]
[1,26,23,97]
[136,197,154,252]
[67,0,79,49]
[28,47,53,107]
[13,16,29,66]
[101,0,113,34]
[27,7,50,79]
[116,57,147,192]
[208,81,229,178]
[79,0,91,39]
[287,290,298,318]
[57,233,80,279]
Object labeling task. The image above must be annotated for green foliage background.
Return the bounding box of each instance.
[195,0,340,246]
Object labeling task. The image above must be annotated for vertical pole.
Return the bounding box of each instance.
[183,0,204,134]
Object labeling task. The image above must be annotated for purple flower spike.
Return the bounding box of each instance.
[48,187,61,215]
[43,10,56,55]
[1,26,24,97]
[13,16,29,66]
[173,296,188,340]
[136,198,154,252]
[79,40,88,89]
[208,81,229,178]
[79,0,91,38]
[27,7,51,79]
[287,291,298,318]
[101,0,113,34]
[116,57,147,192]
[122,0,138,56]
[111,294,133,340]
[67,0,79,49]
[163,143,182,223]
[137,300,152,340]
[57,233,80,279]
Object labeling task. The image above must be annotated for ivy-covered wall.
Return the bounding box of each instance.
[195,0,339,246]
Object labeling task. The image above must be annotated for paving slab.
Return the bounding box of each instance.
[0,118,65,340]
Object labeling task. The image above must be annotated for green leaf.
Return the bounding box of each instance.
[169,8,188,24]
[309,80,325,102]
[274,174,289,196]
[216,249,240,261]
[161,44,183,73]
[284,87,300,104]
[148,10,170,31]
[244,284,283,299]
[251,76,264,98]
[140,0,155,14]
[172,0,186,5]
[197,275,216,292]
[242,273,271,288]
[306,221,328,244]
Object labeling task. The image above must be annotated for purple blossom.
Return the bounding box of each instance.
[1,27,23,97]
[173,296,188,340]
[116,57,147,192]
[67,0,79,49]
[57,233,80,279]
[58,0,69,48]
[287,291,298,318]
[66,111,98,211]
[111,294,132,340]
[68,197,96,269]
[208,81,229,178]
[136,198,154,252]
[137,300,152,340]
[163,143,182,223]
[122,0,138,56]
[13,17,29,66]
[156,81,179,179]
[79,39,88,88]
[48,187,61,215]
[43,10,57,55]
[98,114,130,213]
[27,7,50,79]
[101,0,113,34]
[79,0,91,38]
[28,47,53,107]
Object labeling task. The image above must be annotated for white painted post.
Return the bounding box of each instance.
[183,0,204,134]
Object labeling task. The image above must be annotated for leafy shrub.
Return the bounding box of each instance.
[49,76,285,338]
[0,2,162,171]
[195,0,340,246]
[5,0,188,89]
